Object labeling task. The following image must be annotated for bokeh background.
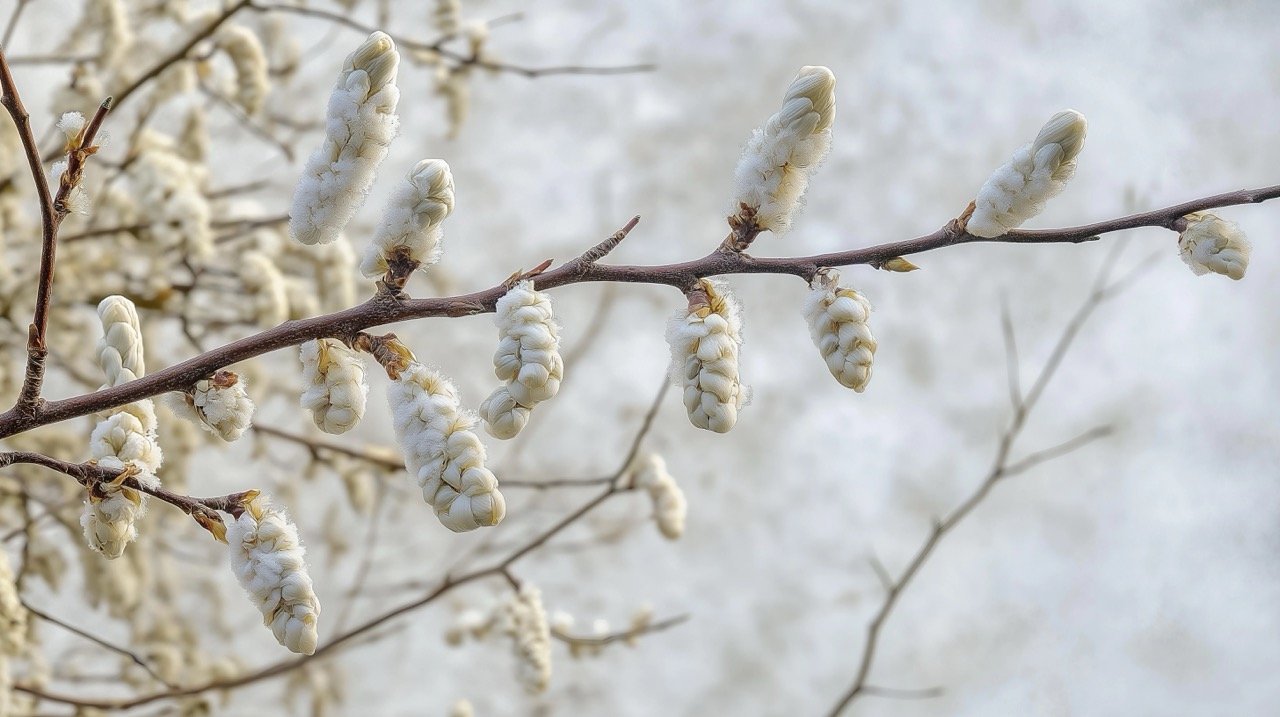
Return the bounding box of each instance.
[7,0,1280,714]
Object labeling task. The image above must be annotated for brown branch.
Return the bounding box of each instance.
[551,613,689,649]
[23,601,177,688]
[825,258,1140,715]
[0,185,1271,439]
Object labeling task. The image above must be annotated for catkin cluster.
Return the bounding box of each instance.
[1178,212,1251,280]
[479,281,563,439]
[387,361,506,532]
[228,494,321,655]
[731,65,836,234]
[666,279,746,433]
[803,269,877,392]
[967,110,1088,238]
[360,158,455,278]
[300,339,369,434]
[633,454,686,540]
[291,32,401,246]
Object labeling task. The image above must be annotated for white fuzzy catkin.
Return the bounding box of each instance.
[0,550,28,655]
[228,495,321,655]
[360,159,455,278]
[450,699,475,717]
[731,65,835,234]
[634,454,686,540]
[500,584,552,694]
[803,270,876,392]
[128,139,213,258]
[290,32,400,246]
[192,374,255,442]
[240,252,289,327]
[96,296,144,387]
[216,25,270,116]
[299,339,368,434]
[666,279,746,433]
[967,110,1088,238]
[387,362,506,532]
[478,281,563,439]
[1178,212,1251,280]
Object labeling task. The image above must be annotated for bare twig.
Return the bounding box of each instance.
[551,613,689,650]
[23,601,177,688]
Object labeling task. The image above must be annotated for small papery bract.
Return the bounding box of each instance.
[499,584,552,694]
[1178,212,1251,280]
[387,361,506,532]
[803,269,876,391]
[299,339,369,434]
[0,550,28,655]
[359,158,455,278]
[216,25,270,116]
[170,372,255,442]
[634,454,686,540]
[290,32,400,246]
[666,279,746,433]
[731,65,835,234]
[479,281,563,439]
[227,495,321,655]
[966,110,1088,238]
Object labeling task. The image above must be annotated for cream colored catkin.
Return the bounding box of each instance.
[1178,212,1251,280]
[966,110,1088,238]
[360,159,455,278]
[634,454,686,540]
[387,361,506,532]
[216,25,270,116]
[803,269,876,392]
[478,281,563,439]
[299,339,368,434]
[665,279,746,433]
[500,584,552,694]
[227,495,321,655]
[731,66,835,234]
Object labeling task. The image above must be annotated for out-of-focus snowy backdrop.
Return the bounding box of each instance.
[10,0,1280,714]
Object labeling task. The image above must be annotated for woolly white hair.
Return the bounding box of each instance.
[290,32,400,246]
[1178,212,1251,280]
[387,362,506,532]
[299,339,368,434]
[967,110,1088,238]
[731,65,835,234]
[666,279,747,433]
[359,158,455,278]
[227,495,321,654]
[803,270,877,392]
[478,281,563,439]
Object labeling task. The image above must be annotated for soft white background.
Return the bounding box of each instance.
[12,0,1280,715]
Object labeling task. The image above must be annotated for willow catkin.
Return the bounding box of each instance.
[299,339,368,434]
[633,454,686,540]
[216,25,270,116]
[169,371,256,442]
[966,110,1088,238]
[803,269,876,391]
[227,494,321,655]
[360,159,454,278]
[1177,212,1251,280]
[478,281,563,439]
[0,550,28,655]
[731,66,835,234]
[500,584,551,694]
[387,362,506,532]
[666,279,746,433]
[290,32,400,246]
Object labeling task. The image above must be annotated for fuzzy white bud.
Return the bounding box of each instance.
[479,281,563,439]
[500,584,551,694]
[228,495,321,655]
[387,362,506,532]
[967,110,1087,238]
[803,270,876,391]
[731,66,835,234]
[299,339,369,434]
[96,295,145,388]
[216,25,270,116]
[170,372,255,442]
[1178,212,1251,280]
[290,32,400,246]
[240,252,289,327]
[634,454,686,540]
[666,279,746,433]
[56,111,86,141]
[360,159,455,278]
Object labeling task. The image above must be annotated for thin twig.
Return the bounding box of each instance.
[23,601,177,688]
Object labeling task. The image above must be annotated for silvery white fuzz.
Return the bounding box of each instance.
[634,454,686,540]
[1178,212,1251,280]
[290,32,400,246]
[500,584,552,694]
[967,110,1088,238]
[666,279,746,433]
[479,281,563,439]
[299,339,368,434]
[731,65,835,234]
[387,361,506,532]
[228,494,321,655]
[803,269,877,392]
[360,158,455,278]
